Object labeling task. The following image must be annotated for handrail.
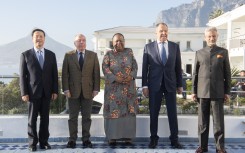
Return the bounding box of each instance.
[1,75,245,93]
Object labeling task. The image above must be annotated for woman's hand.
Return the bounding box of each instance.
[123,76,133,83]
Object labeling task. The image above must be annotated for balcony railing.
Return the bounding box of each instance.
[0,75,245,115]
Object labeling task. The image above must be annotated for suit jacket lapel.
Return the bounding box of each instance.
[166,42,172,65]
[83,50,87,66]
[42,49,48,70]
[30,48,42,70]
[82,50,90,74]
[71,50,80,69]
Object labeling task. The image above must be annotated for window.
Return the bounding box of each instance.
[187,41,191,48]
[109,41,113,49]
[186,64,192,75]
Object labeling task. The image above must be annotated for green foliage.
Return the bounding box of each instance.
[186,80,192,94]
[0,76,26,114]
[231,67,240,77]
[139,106,149,114]
[49,77,66,114]
[176,97,186,106]
[181,101,198,113]
[140,98,149,106]
[231,79,238,87]
[233,108,241,115]
[238,97,245,106]
[138,98,149,114]
[209,9,224,20]
[100,79,105,89]
[8,106,27,114]
[0,75,67,114]
[241,98,245,105]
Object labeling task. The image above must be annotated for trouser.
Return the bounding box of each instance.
[198,98,225,150]
[68,95,93,142]
[28,96,50,146]
[149,89,179,143]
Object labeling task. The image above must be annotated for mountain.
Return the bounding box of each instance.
[0,35,73,68]
[156,0,245,27]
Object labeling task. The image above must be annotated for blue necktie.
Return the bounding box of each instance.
[38,51,44,69]
[161,42,167,64]
[79,52,84,71]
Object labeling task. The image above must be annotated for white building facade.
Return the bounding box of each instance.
[93,26,206,83]
[207,5,245,70]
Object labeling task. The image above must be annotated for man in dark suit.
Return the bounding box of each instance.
[62,34,100,148]
[142,22,183,149]
[236,70,245,96]
[192,27,231,153]
[19,29,58,152]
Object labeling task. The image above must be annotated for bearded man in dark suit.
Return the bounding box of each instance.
[192,27,231,153]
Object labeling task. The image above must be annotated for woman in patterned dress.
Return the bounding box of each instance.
[102,33,138,145]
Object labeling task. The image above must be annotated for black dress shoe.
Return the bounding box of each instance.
[123,138,133,145]
[148,139,158,148]
[40,142,51,149]
[108,139,117,146]
[66,141,76,148]
[171,141,183,149]
[216,149,227,153]
[28,145,37,152]
[196,146,208,153]
[83,140,93,148]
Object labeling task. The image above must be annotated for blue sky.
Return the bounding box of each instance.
[0,0,194,49]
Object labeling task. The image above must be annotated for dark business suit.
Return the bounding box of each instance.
[142,40,182,143]
[62,50,100,142]
[20,48,58,146]
[192,45,231,150]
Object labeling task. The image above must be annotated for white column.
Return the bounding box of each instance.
[95,37,98,51]
[93,32,99,51]
[227,20,232,50]
[243,48,245,69]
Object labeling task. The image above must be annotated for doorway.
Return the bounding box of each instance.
[186,64,192,75]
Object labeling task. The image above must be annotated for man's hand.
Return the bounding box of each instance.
[52,93,58,101]
[64,91,71,98]
[123,75,133,83]
[191,94,197,102]
[93,91,99,98]
[142,88,149,98]
[177,87,183,94]
[224,94,230,102]
[22,95,29,102]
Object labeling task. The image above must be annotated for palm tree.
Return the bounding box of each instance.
[209,9,224,20]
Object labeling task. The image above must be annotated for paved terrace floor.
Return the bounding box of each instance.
[0,141,244,153]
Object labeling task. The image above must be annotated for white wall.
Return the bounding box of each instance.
[0,115,244,142]
[94,27,206,76]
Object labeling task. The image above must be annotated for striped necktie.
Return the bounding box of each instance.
[38,50,44,69]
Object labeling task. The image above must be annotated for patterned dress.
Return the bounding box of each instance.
[102,48,138,140]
